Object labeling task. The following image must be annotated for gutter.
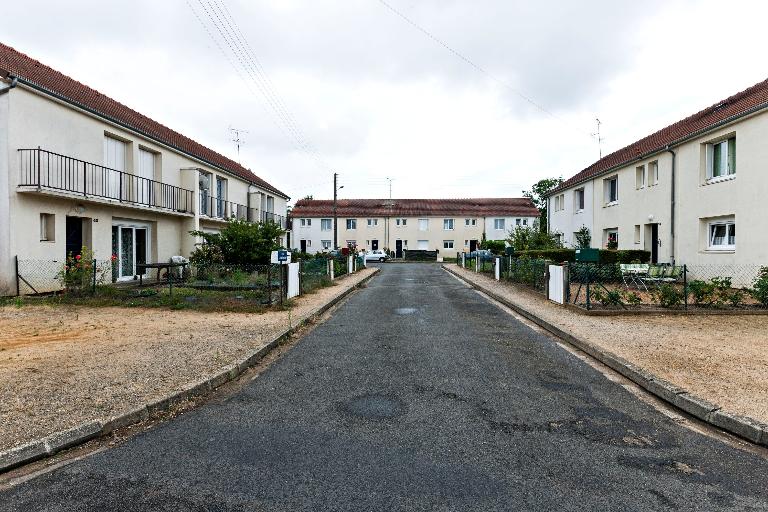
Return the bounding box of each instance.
[665,147,676,264]
[545,99,768,198]
[0,76,18,96]
[7,75,289,200]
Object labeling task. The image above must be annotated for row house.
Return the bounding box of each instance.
[0,43,288,294]
[289,198,539,256]
[547,77,768,267]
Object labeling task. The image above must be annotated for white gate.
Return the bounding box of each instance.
[548,264,565,304]
[287,262,300,299]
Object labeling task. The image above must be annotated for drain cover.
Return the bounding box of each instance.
[394,307,416,315]
[343,394,405,420]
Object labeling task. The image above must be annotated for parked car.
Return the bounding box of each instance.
[468,249,494,261]
[364,250,389,263]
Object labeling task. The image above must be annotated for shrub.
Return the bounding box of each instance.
[727,289,745,308]
[653,284,684,308]
[591,288,623,307]
[751,267,768,306]
[623,291,642,306]
[56,246,113,293]
[507,225,562,252]
[189,243,225,266]
[481,239,507,254]
[688,279,716,306]
[573,226,591,249]
[190,218,284,265]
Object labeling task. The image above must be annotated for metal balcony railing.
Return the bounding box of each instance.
[262,211,286,229]
[198,194,257,222]
[18,148,194,214]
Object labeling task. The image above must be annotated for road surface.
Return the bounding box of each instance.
[2,264,767,511]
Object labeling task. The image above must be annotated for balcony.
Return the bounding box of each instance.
[199,194,257,222]
[262,211,286,229]
[18,148,194,214]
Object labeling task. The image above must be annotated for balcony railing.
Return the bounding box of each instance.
[18,148,194,214]
[199,193,256,222]
[262,211,286,229]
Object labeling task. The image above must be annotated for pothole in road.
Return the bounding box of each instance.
[394,308,417,315]
[342,394,406,420]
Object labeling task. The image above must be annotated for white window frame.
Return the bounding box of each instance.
[320,218,332,231]
[443,240,454,249]
[112,221,151,282]
[635,165,646,190]
[321,240,332,250]
[465,218,476,226]
[367,218,378,227]
[522,219,528,226]
[494,218,505,230]
[649,161,659,186]
[634,225,641,244]
[443,218,455,231]
[605,228,618,248]
[418,218,429,231]
[604,176,619,205]
[40,213,55,241]
[707,220,735,251]
[346,219,356,230]
[706,136,736,181]
[574,188,585,212]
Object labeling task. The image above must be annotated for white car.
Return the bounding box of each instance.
[364,250,389,263]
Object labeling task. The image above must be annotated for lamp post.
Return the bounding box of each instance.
[333,173,344,250]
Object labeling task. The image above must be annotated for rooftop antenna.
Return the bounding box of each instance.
[386,177,393,201]
[591,118,604,159]
[229,126,248,163]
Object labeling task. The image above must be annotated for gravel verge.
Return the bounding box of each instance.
[446,265,768,426]
[0,268,377,454]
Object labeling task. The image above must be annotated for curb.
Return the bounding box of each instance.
[0,268,379,474]
[444,265,768,448]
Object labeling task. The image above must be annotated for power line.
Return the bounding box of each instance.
[377,0,592,139]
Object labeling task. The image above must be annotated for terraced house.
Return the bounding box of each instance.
[0,43,288,295]
[546,78,768,267]
[289,198,539,256]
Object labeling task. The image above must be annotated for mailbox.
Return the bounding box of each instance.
[575,248,599,262]
[504,247,515,256]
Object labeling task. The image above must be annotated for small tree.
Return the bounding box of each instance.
[190,218,284,265]
[573,226,591,249]
[507,224,562,252]
[523,177,563,232]
[481,239,506,254]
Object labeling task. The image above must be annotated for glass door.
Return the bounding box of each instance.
[111,224,149,281]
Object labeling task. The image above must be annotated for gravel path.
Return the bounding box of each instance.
[0,268,376,452]
[450,265,768,423]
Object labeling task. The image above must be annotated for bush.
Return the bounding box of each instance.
[653,284,684,308]
[591,288,623,307]
[507,225,562,252]
[190,218,284,265]
[481,239,506,254]
[513,249,650,264]
[623,291,642,306]
[688,279,716,306]
[751,267,768,306]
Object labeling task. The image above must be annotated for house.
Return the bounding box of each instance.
[0,43,288,295]
[546,78,768,268]
[289,198,539,256]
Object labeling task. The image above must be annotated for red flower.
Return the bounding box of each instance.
[111,254,118,261]
[75,254,82,260]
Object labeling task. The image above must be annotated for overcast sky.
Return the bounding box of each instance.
[2,1,767,204]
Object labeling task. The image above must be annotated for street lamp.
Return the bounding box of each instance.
[333,172,344,250]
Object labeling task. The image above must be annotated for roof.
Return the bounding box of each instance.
[289,198,539,218]
[548,77,768,196]
[0,42,288,199]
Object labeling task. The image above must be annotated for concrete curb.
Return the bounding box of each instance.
[444,265,768,448]
[0,269,379,474]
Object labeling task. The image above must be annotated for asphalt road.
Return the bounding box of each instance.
[3,263,768,511]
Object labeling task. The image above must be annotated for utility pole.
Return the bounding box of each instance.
[387,177,392,201]
[333,173,343,250]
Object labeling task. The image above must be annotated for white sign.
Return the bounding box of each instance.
[270,250,292,264]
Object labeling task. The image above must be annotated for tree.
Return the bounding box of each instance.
[190,218,284,265]
[523,177,563,232]
[506,223,563,252]
[573,225,591,249]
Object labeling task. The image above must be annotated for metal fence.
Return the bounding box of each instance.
[15,258,113,295]
[300,258,330,294]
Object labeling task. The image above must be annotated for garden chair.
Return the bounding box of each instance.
[658,265,683,284]
[641,265,665,288]
[620,264,649,291]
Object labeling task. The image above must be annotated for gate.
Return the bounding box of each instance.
[548,264,565,304]
[287,262,300,299]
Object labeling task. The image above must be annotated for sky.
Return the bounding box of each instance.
[2,1,767,205]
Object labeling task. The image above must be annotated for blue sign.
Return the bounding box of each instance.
[277,250,288,262]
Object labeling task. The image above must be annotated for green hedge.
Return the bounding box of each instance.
[514,249,650,264]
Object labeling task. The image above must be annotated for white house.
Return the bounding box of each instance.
[0,43,288,294]
[289,198,539,256]
[547,77,768,269]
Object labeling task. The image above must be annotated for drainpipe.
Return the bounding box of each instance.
[0,76,18,96]
[665,146,676,265]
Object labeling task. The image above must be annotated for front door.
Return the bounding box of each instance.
[300,239,307,253]
[651,223,659,264]
[395,240,403,258]
[112,225,149,281]
[65,216,83,259]
[469,239,478,252]
[371,239,379,251]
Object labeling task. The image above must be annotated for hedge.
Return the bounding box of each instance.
[514,249,650,264]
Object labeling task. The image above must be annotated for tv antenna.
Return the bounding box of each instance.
[590,118,604,159]
[229,126,248,163]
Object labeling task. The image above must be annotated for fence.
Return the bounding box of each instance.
[15,257,113,295]
[300,258,331,294]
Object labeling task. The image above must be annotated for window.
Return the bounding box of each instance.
[443,240,454,249]
[707,137,736,179]
[649,161,659,186]
[635,165,646,189]
[604,176,618,204]
[199,171,212,216]
[443,219,455,230]
[321,240,332,250]
[367,218,378,227]
[553,194,565,212]
[604,229,618,248]
[522,219,528,226]
[708,221,735,250]
[346,219,356,230]
[494,219,505,230]
[216,176,227,217]
[40,213,55,241]
[299,218,312,227]
[266,196,275,213]
[516,218,521,226]
[465,218,477,226]
[396,218,407,226]
[574,188,585,211]
[417,240,429,250]
[320,218,332,231]
[634,225,641,244]
[137,148,156,203]
[418,219,429,231]
[346,240,357,248]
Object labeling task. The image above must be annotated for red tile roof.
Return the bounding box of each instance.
[549,77,768,195]
[290,198,539,218]
[0,42,288,198]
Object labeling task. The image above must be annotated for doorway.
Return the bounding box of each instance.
[371,239,379,251]
[650,223,659,264]
[112,224,149,281]
[300,239,307,253]
[65,216,83,259]
[395,240,403,258]
[469,239,478,252]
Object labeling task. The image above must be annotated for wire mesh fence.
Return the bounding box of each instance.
[16,258,113,295]
[333,256,349,278]
[300,258,331,294]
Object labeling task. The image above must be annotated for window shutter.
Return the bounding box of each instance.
[728,137,736,174]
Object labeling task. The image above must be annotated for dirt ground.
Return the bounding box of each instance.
[452,266,768,424]
[0,268,376,452]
